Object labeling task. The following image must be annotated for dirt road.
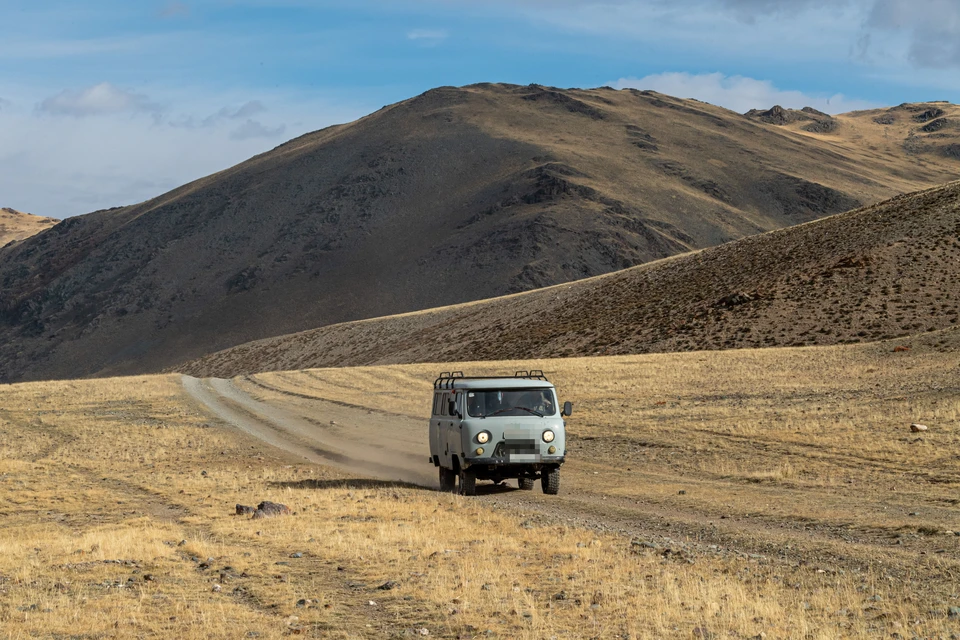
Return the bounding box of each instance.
[182,375,435,486]
[183,371,960,600]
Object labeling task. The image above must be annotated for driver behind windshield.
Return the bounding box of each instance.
[467,390,555,417]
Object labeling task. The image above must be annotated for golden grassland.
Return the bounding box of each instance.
[268,340,960,538]
[0,208,57,246]
[2,339,960,638]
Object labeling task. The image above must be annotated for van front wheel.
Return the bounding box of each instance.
[518,477,535,491]
[439,467,456,492]
[459,468,477,496]
[542,467,560,495]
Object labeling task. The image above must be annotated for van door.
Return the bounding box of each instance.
[441,391,461,468]
[429,392,443,463]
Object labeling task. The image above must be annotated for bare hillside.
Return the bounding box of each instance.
[747,101,960,164]
[179,181,960,377]
[0,207,57,246]
[2,84,959,382]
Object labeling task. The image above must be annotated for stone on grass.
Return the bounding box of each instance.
[252,501,292,519]
[910,423,928,433]
[236,504,256,516]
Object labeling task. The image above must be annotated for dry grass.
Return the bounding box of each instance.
[0,207,57,246]
[254,339,960,516]
[243,340,960,625]
[3,341,960,638]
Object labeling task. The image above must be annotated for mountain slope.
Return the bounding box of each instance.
[0,208,58,246]
[2,84,959,382]
[747,101,960,163]
[177,180,960,377]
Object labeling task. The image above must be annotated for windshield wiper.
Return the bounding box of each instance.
[489,406,543,418]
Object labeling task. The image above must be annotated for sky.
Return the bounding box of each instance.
[2,0,959,218]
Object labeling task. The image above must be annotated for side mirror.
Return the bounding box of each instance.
[448,399,461,419]
[562,401,573,417]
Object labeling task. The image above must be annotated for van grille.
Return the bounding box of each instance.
[493,439,538,457]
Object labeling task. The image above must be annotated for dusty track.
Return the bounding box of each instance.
[182,375,435,486]
[182,373,960,597]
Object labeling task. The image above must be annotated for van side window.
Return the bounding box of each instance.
[440,393,449,416]
[432,394,441,416]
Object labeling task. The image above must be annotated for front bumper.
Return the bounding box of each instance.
[465,455,565,468]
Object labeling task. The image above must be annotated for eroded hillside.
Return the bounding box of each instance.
[2,85,959,382]
[179,180,960,377]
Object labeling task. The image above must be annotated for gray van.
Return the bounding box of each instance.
[429,370,572,496]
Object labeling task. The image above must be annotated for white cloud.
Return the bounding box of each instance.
[167,100,270,130]
[230,119,286,140]
[221,101,266,119]
[611,72,880,114]
[718,0,854,20]
[0,33,171,60]
[37,82,162,117]
[0,83,368,218]
[866,0,960,68]
[508,1,863,65]
[484,0,960,69]
[158,1,190,19]
[407,28,449,45]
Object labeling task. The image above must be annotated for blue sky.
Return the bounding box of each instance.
[2,0,959,218]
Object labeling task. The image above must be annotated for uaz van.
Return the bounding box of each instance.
[429,370,572,496]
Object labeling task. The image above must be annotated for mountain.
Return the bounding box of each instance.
[1,84,959,382]
[178,180,960,377]
[746,101,960,159]
[0,208,58,246]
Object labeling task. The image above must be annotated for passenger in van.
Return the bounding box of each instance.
[523,391,553,415]
[540,395,555,415]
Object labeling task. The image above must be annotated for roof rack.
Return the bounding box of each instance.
[434,370,548,390]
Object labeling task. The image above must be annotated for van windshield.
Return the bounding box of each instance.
[466,389,556,418]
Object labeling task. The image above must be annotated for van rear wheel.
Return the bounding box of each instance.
[459,468,477,496]
[518,477,535,491]
[439,467,456,492]
[541,467,560,495]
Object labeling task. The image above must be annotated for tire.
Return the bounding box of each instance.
[541,467,560,495]
[459,468,477,496]
[439,466,456,493]
[518,477,535,491]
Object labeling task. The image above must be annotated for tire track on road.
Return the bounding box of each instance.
[181,375,435,487]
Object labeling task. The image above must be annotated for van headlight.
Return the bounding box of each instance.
[476,431,491,444]
[542,430,555,443]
